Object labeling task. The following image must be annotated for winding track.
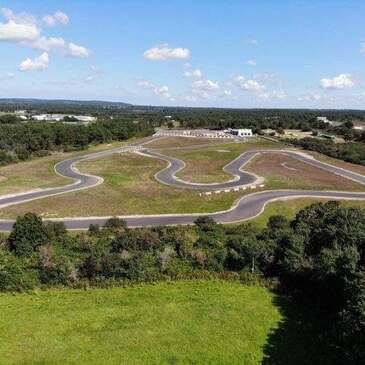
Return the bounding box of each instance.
[0,136,364,230]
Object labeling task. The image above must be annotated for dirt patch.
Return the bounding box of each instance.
[281,162,298,171]
[245,153,365,191]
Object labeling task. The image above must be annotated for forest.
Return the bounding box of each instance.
[0,116,153,165]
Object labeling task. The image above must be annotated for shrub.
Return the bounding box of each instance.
[0,249,37,291]
[8,213,48,256]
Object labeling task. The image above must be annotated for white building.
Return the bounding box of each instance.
[227,128,253,137]
[32,114,96,123]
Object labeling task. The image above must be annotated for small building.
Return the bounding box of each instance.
[227,128,253,137]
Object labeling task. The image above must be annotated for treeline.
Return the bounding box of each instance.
[0,118,153,165]
[169,109,365,131]
[0,201,364,363]
[289,137,365,166]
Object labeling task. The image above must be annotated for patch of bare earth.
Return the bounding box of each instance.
[245,153,365,191]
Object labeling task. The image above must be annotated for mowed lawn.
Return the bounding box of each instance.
[0,281,283,365]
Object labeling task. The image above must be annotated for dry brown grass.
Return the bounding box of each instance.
[245,153,365,191]
[146,136,227,149]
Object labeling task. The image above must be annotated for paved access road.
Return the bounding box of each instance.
[0,138,364,230]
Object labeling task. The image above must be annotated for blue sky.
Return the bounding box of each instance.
[0,0,365,108]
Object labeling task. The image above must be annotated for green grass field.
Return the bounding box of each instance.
[0,281,283,365]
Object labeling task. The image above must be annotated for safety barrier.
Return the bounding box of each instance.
[199,184,265,196]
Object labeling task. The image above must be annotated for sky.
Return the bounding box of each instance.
[0,0,365,109]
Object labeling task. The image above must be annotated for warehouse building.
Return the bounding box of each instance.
[227,128,253,137]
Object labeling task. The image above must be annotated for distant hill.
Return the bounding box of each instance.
[0,98,132,113]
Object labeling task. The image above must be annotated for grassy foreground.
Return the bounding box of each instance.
[0,281,282,365]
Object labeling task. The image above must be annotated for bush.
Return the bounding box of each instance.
[0,249,37,291]
[38,245,74,285]
[194,216,217,231]
[8,213,48,256]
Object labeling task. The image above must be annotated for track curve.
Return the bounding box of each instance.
[139,148,365,189]
[0,137,364,230]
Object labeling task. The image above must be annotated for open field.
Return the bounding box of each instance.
[245,153,365,191]
[0,140,128,196]
[249,198,365,228]
[0,280,316,365]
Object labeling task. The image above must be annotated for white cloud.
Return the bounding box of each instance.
[0,20,39,42]
[1,8,36,25]
[144,44,190,61]
[186,78,220,100]
[258,90,287,100]
[297,93,322,102]
[26,37,89,58]
[29,36,66,51]
[84,75,94,83]
[0,72,15,81]
[43,11,69,27]
[137,80,172,99]
[234,75,265,92]
[19,52,49,71]
[246,38,258,45]
[184,68,202,78]
[320,73,354,89]
[246,59,256,66]
[192,79,219,91]
[181,95,198,103]
[219,89,237,100]
[68,42,90,58]
[0,8,89,59]
[0,8,39,42]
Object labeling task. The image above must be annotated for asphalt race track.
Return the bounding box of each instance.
[139,149,365,189]
[0,136,365,230]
